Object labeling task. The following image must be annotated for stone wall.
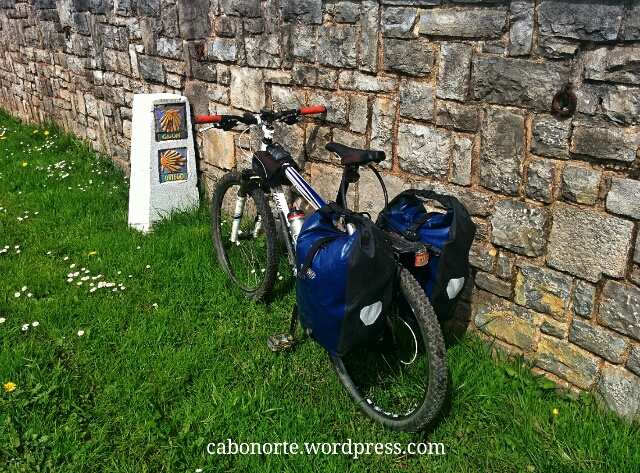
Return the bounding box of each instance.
[1,0,639,420]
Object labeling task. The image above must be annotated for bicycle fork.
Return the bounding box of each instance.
[230,171,263,244]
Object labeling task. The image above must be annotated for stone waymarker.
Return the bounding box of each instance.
[128,93,199,232]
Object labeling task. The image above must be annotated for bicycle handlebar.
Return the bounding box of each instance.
[194,106,326,129]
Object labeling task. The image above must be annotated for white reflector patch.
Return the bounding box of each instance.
[446,277,465,299]
[360,301,383,326]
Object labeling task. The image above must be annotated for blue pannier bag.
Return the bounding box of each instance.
[376,190,476,321]
[296,203,396,357]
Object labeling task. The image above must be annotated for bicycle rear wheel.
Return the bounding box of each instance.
[329,266,448,432]
[211,172,279,300]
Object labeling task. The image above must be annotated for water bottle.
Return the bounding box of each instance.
[287,207,305,245]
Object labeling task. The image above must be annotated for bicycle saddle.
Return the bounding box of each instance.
[325,142,386,166]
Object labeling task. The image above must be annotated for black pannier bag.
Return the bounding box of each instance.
[377,189,476,321]
[296,203,396,357]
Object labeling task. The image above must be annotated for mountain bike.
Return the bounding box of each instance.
[195,107,447,433]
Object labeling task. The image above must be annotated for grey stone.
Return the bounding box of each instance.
[561,165,601,206]
[537,37,579,59]
[451,135,472,187]
[436,42,472,101]
[482,42,505,54]
[338,72,397,93]
[177,0,211,39]
[273,122,305,168]
[383,39,434,77]
[547,203,634,282]
[606,178,640,220]
[137,0,159,15]
[635,234,640,264]
[292,65,337,89]
[473,219,489,242]
[626,0,640,40]
[584,47,640,85]
[496,253,513,280]
[531,115,571,160]
[216,64,231,85]
[479,107,525,196]
[514,261,572,319]
[597,365,640,421]
[435,102,479,132]
[491,200,546,257]
[538,0,623,42]
[536,336,600,390]
[428,183,493,217]
[271,86,305,110]
[335,1,360,23]
[526,159,554,203]
[475,291,539,351]
[349,95,368,134]
[603,86,640,126]
[360,1,379,73]
[305,125,332,163]
[333,129,366,150]
[279,0,322,24]
[207,84,229,105]
[419,9,506,38]
[138,55,164,83]
[398,122,450,178]
[399,79,434,122]
[599,281,640,341]
[381,7,417,38]
[569,319,627,364]
[468,244,496,272]
[292,26,316,62]
[635,267,640,286]
[98,24,128,51]
[571,124,639,163]
[230,66,264,112]
[475,271,512,298]
[508,0,534,56]
[309,93,346,125]
[382,0,440,4]
[370,97,397,168]
[540,319,565,339]
[359,172,410,217]
[317,26,357,69]
[103,49,132,74]
[222,0,261,17]
[243,19,264,35]
[207,39,237,62]
[474,56,570,111]
[573,281,595,319]
[264,70,291,85]
[156,38,182,59]
[575,86,608,117]
[245,35,281,68]
[214,17,237,37]
[627,348,640,377]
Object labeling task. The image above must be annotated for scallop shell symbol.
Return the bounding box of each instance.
[159,109,182,132]
[160,149,186,173]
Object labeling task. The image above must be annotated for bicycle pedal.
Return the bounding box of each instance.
[267,333,293,352]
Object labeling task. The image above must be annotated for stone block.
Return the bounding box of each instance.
[475,291,539,351]
[335,1,360,23]
[230,66,264,112]
[214,16,237,37]
[317,26,357,69]
[597,365,640,421]
[217,64,231,85]
[338,72,397,93]
[491,200,546,257]
[468,244,495,272]
[399,79,434,122]
[360,1,379,73]
[435,102,479,132]
[570,124,639,163]
[559,165,600,206]
[436,42,472,101]
[98,24,128,51]
[192,61,216,82]
[273,122,305,168]
[547,203,633,282]
[207,85,229,105]
[370,97,397,169]
[573,281,595,319]
[419,9,506,38]
[538,0,623,42]
[627,348,640,377]
[508,0,534,56]
[474,56,570,111]
[599,281,640,341]
[309,93,347,125]
[603,86,640,126]
[245,35,282,69]
[475,272,511,298]
[138,55,164,83]
[244,19,264,35]
[496,253,513,280]
[635,234,640,264]
[359,171,410,217]
[536,336,600,390]
[479,107,524,196]
[292,65,337,89]
[398,122,450,178]
[264,70,291,85]
[537,37,579,60]
[383,0,440,4]
[349,95,368,134]
[626,0,640,40]
[333,129,366,150]
[451,135,472,187]
[207,39,237,62]
[201,127,235,170]
[104,48,132,75]
[514,262,572,319]
[221,0,261,17]
[428,183,492,217]
[526,159,554,203]
[606,178,640,220]
[305,125,331,163]
[584,47,640,85]
[383,39,434,77]
[292,26,316,62]
[635,267,640,286]
[381,7,417,38]
[279,0,322,24]
[309,162,345,205]
[177,0,211,39]
[530,115,571,160]
[156,37,183,59]
[540,319,565,339]
[271,86,305,110]
[569,319,627,364]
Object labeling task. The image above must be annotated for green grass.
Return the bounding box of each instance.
[0,109,639,472]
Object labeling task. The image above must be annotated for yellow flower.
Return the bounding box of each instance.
[553,408,559,415]
[0,136,5,140]
[3,382,16,392]
[33,129,38,133]
[89,251,97,255]
[44,131,50,135]
[22,162,28,167]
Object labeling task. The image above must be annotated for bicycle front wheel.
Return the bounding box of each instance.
[329,266,448,432]
[211,172,279,300]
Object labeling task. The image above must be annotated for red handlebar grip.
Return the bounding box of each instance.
[299,106,326,115]
[195,115,222,124]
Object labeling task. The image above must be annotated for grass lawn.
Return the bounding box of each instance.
[1,109,639,472]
